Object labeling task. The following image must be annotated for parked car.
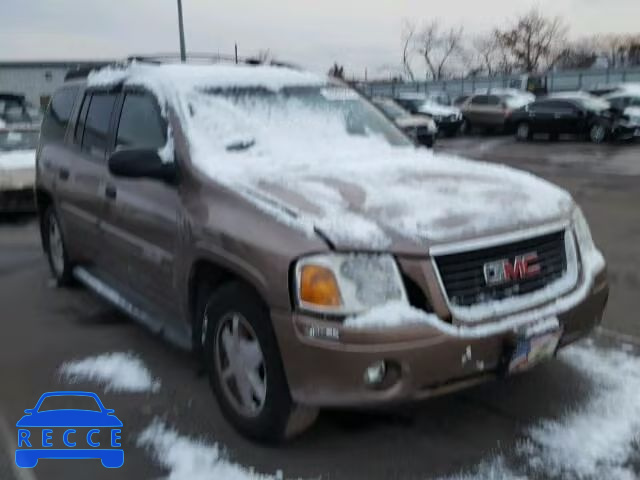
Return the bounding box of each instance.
[0,93,42,125]
[511,93,614,143]
[372,97,437,147]
[0,125,39,213]
[611,106,640,141]
[37,61,608,442]
[395,94,463,136]
[603,88,640,112]
[588,82,640,97]
[460,93,533,133]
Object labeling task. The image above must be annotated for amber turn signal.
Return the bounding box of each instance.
[299,265,342,307]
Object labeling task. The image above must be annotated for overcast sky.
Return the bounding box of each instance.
[1,0,638,77]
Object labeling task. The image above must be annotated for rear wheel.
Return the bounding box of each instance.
[589,123,607,144]
[43,206,73,285]
[516,122,532,141]
[202,282,317,442]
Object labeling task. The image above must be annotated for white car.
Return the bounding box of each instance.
[395,94,463,136]
[0,127,38,213]
[372,97,438,147]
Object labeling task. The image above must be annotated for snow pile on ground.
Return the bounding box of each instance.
[442,343,640,480]
[137,419,283,480]
[59,352,160,393]
[522,344,640,479]
[0,149,35,170]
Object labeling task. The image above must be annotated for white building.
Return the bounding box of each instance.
[0,61,112,109]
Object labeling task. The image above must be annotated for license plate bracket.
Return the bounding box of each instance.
[508,318,562,374]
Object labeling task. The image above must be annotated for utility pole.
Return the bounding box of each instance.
[177,0,187,62]
[235,44,239,64]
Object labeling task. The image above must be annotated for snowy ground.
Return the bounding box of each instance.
[49,341,640,480]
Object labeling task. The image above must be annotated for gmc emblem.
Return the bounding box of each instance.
[483,252,541,286]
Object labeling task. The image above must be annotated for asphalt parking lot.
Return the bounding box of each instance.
[1,136,639,480]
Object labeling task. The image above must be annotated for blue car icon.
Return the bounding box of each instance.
[16,391,123,468]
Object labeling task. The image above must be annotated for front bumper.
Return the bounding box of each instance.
[0,187,36,213]
[273,267,608,408]
[435,118,463,135]
[612,124,640,140]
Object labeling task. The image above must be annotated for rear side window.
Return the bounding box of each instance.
[116,94,166,149]
[41,87,79,142]
[76,93,117,159]
[487,95,501,105]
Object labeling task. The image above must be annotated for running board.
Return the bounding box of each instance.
[73,266,192,351]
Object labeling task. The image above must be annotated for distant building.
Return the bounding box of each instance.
[0,60,113,109]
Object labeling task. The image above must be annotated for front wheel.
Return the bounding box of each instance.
[202,282,317,442]
[43,206,74,285]
[589,123,607,144]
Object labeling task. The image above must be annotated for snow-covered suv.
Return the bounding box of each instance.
[36,60,608,442]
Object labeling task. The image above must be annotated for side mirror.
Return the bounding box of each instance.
[108,148,177,183]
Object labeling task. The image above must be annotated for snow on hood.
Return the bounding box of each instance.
[0,149,35,170]
[182,93,573,250]
[417,101,461,117]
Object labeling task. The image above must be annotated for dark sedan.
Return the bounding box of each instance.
[511,94,614,143]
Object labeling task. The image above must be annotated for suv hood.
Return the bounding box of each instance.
[217,147,574,253]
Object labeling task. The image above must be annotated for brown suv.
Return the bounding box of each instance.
[36,61,609,442]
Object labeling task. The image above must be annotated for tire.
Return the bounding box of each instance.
[202,282,317,442]
[516,122,532,141]
[460,119,472,135]
[43,205,74,285]
[589,123,607,144]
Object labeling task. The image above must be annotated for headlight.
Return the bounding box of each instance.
[572,207,595,254]
[295,253,407,315]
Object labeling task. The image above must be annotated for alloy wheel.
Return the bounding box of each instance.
[590,124,606,143]
[517,123,530,140]
[48,213,65,277]
[214,312,267,418]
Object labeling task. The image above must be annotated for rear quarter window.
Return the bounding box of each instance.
[40,87,79,142]
[75,92,118,160]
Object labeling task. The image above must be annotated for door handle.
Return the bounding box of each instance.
[105,184,117,200]
[59,168,70,181]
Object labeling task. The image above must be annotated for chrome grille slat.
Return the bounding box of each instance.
[435,231,567,307]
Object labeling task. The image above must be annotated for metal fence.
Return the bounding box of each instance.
[357,67,640,99]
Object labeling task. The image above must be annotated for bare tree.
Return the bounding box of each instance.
[401,20,417,81]
[495,8,567,72]
[417,21,464,80]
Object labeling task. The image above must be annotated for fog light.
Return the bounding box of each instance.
[364,361,387,385]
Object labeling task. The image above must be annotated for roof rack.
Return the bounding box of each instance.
[63,53,301,82]
[126,53,300,70]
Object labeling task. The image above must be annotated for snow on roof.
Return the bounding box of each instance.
[138,419,283,480]
[88,62,325,93]
[59,352,161,393]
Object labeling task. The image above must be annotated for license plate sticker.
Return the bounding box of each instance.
[509,323,562,373]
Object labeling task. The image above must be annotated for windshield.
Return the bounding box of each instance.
[0,129,39,151]
[184,86,412,155]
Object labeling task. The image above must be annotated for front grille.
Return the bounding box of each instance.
[434,231,567,307]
